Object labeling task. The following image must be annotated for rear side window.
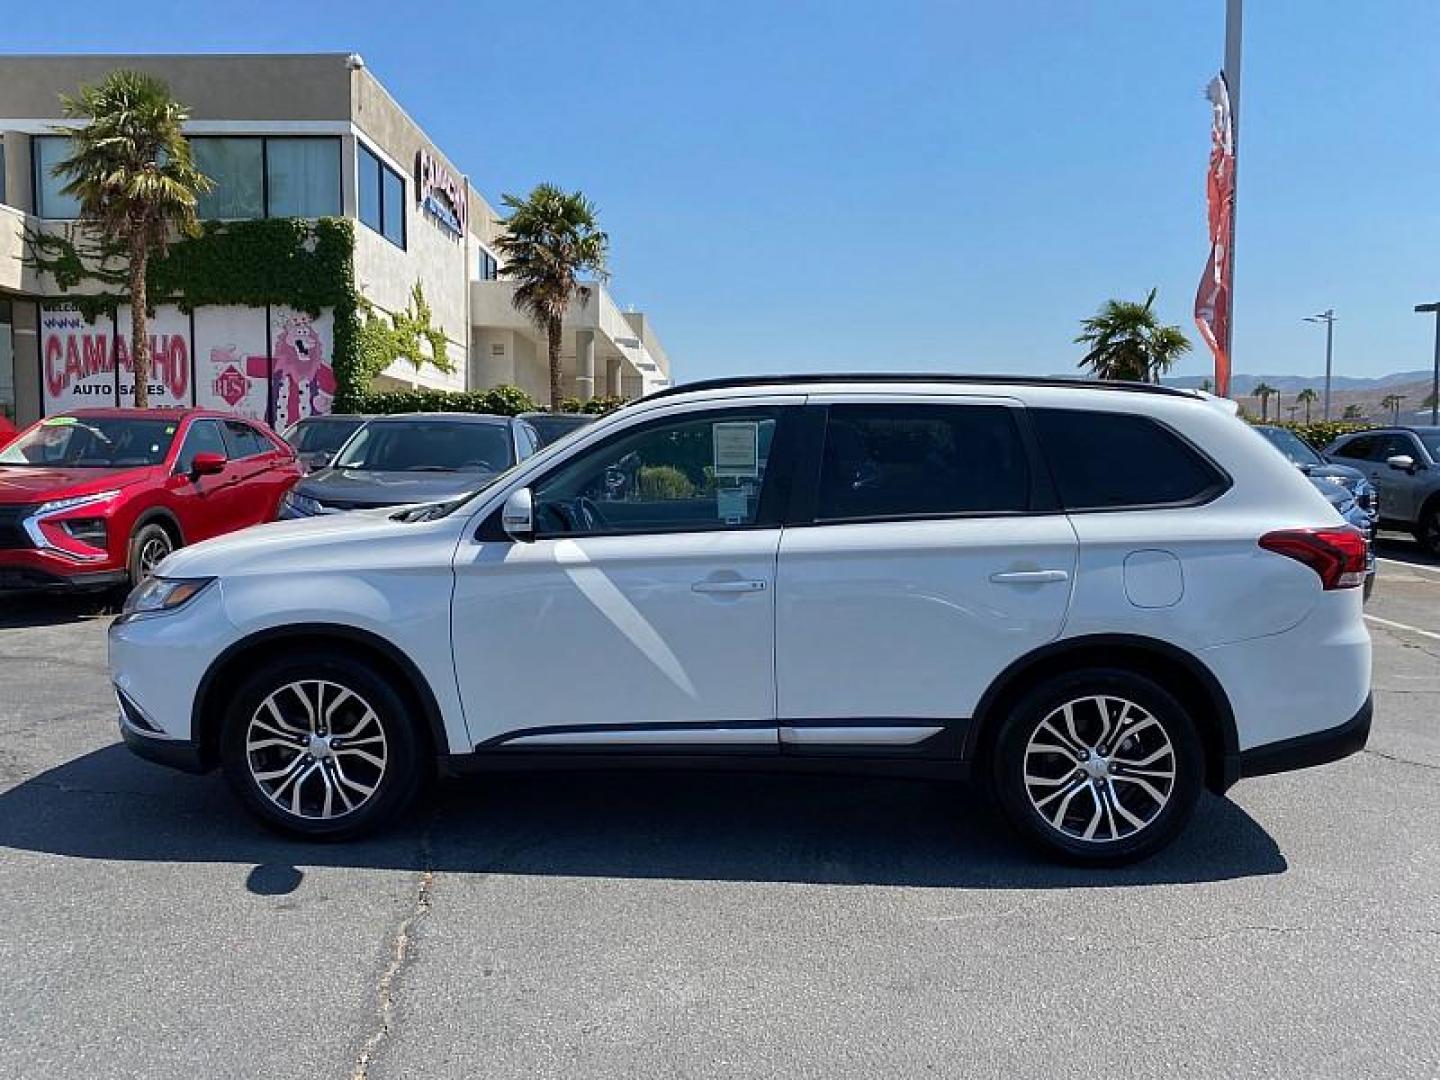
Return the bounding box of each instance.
[816,403,1030,521]
[223,420,272,459]
[1031,409,1227,510]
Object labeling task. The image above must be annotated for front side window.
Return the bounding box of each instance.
[1032,409,1228,510]
[334,421,514,473]
[816,403,1030,521]
[0,416,179,467]
[191,138,264,219]
[532,410,781,536]
[1371,433,1422,463]
[33,135,82,219]
[177,419,228,472]
[265,138,341,218]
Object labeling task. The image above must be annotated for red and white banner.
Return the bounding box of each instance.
[40,305,115,414]
[115,304,191,408]
[194,306,270,421]
[1195,72,1235,398]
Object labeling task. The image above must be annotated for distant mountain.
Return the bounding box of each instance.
[1164,371,1431,395]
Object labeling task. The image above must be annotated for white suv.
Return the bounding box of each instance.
[109,376,1372,864]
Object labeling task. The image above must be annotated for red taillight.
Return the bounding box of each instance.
[1259,527,1368,590]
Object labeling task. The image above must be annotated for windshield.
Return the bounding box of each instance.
[287,418,363,455]
[1257,426,1324,467]
[1419,434,1440,461]
[0,415,179,468]
[332,420,515,472]
[527,414,594,446]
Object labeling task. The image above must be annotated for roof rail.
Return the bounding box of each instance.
[634,373,1200,405]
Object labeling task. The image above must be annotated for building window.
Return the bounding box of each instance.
[191,137,264,219]
[358,143,406,249]
[0,300,13,422]
[478,249,499,281]
[32,135,82,219]
[265,137,341,218]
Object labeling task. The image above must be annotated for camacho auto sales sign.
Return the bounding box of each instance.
[39,305,190,413]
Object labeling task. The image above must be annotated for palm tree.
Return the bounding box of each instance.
[1382,393,1406,423]
[50,71,211,407]
[1342,403,1364,420]
[1075,288,1191,382]
[495,184,609,411]
[1295,387,1318,423]
[1253,382,1277,422]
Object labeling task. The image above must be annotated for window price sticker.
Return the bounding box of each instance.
[713,421,759,478]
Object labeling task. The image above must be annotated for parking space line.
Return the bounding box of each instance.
[1365,614,1440,642]
[1377,557,1440,577]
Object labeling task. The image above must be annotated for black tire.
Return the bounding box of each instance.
[989,668,1204,866]
[1414,504,1440,558]
[127,522,175,586]
[220,651,424,840]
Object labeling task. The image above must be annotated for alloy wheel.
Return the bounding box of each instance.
[245,679,388,820]
[137,534,172,577]
[1021,695,1176,843]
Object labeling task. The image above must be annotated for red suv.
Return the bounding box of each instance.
[0,408,301,591]
[0,415,17,449]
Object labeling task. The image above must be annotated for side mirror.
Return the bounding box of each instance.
[190,451,227,478]
[1386,454,1416,473]
[501,487,534,542]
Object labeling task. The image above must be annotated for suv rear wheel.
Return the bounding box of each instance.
[990,668,1203,866]
[220,652,424,840]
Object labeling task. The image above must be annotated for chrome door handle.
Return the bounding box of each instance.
[990,569,1070,584]
[692,579,768,594]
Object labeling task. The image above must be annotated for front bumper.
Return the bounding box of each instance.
[1230,693,1372,783]
[0,548,128,590]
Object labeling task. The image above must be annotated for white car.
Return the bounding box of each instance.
[109,376,1372,864]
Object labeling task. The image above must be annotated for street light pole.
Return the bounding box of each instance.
[1304,309,1336,419]
[1416,302,1440,425]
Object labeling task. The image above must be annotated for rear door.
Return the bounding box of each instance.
[774,398,1077,748]
[223,419,296,526]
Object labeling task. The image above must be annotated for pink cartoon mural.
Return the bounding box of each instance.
[270,309,336,429]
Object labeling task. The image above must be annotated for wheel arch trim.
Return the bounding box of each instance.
[190,622,448,770]
[966,633,1240,791]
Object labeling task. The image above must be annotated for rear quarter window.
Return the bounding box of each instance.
[1031,409,1228,510]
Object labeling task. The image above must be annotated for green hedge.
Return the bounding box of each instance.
[349,385,539,416]
[1244,417,1371,449]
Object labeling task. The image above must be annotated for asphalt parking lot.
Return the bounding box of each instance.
[2,538,1438,1079]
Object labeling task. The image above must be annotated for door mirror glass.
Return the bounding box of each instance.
[190,451,226,477]
[1386,454,1416,472]
[502,487,534,541]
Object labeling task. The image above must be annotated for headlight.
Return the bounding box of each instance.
[121,576,215,618]
[35,490,121,516]
[281,490,325,516]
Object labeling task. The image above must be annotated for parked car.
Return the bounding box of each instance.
[0,414,18,449]
[277,413,541,518]
[1254,425,1377,596]
[518,410,599,448]
[110,376,1371,865]
[1325,426,1440,555]
[0,408,300,591]
[281,414,371,473]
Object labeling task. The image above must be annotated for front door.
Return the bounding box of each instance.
[775,399,1077,745]
[450,402,798,749]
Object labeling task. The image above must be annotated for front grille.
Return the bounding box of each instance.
[316,498,391,512]
[0,505,37,550]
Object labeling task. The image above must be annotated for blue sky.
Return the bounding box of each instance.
[7,0,1439,382]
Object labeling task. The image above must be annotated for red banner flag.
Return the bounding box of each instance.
[1195,73,1235,397]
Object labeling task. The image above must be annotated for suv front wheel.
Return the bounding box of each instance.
[220,652,424,839]
[990,669,1204,866]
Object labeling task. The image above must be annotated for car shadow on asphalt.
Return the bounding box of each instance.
[0,744,1287,891]
[0,591,118,629]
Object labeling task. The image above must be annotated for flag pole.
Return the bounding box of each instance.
[1224,0,1242,373]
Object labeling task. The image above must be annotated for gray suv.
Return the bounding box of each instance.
[1326,426,1440,554]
